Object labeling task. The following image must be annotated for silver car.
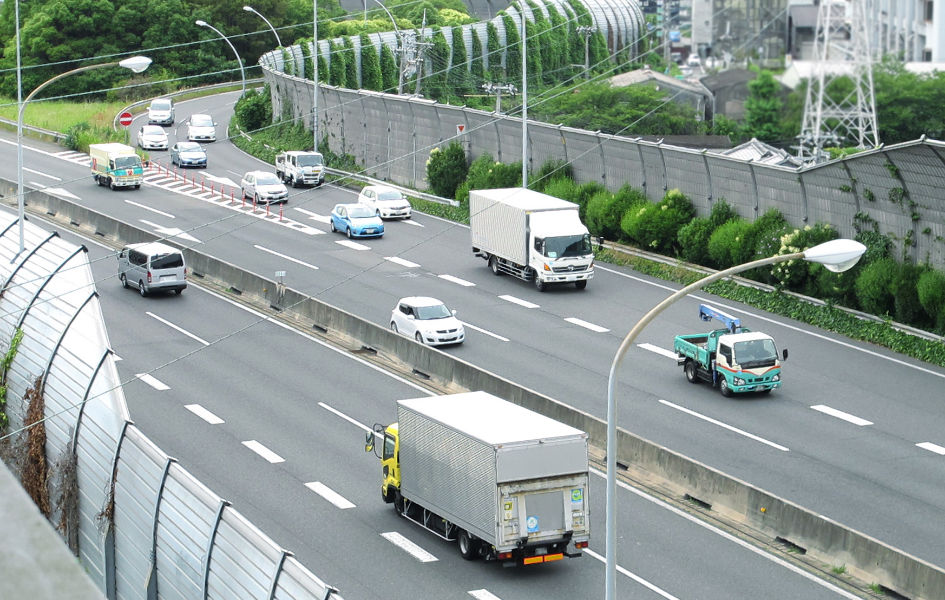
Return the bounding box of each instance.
[241,170,288,204]
[137,125,168,150]
[147,98,175,125]
[187,113,216,142]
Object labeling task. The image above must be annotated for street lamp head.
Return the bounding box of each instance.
[243,5,255,12]
[195,19,208,27]
[118,56,152,74]
[803,239,867,273]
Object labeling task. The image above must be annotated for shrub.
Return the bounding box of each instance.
[234,86,273,133]
[708,199,739,227]
[890,263,929,326]
[741,209,788,264]
[677,217,714,265]
[584,184,644,241]
[359,34,382,91]
[707,219,751,269]
[531,159,573,191]
[621,189,695,255]
[854,257,897,316]
[771,224,838,294]
[426,142,468,199]
[917,269,945,332]
[541,177,581,204]
[463,154,522,191]
[575,182,607,222]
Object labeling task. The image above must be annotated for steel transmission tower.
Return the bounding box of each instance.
[797,0,879,163]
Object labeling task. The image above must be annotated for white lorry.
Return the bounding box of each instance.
[366,391,590,566]
[274,151,326,187]
[470,188,594,291]
[89,143,144,190]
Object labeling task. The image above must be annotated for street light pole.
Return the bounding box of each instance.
[313,0,319,151]
[196,20,246,97]
[15,55,152,256]
[603,238,867,600]
[243,5,282,47]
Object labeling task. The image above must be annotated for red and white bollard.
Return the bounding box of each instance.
[278,203,284,222]
[266,202,271,218]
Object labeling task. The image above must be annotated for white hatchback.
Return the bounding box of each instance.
[187,113,217,142]
[390,296,465,346]
[241,170,288,204]
[136,125,168,150]
[358,185,412,219]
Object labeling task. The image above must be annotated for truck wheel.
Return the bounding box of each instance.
[719,377,732,397]
[684,360,699,384]
[489,256,501,276]
[109,178,116,191]
[534,276,546,292]
[119,274,128,289]
[138,282,148,297]
[458,530,481,561]
[575,280,587,290]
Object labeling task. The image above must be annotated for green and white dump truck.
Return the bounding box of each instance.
[674,304,787,396]
[89,143,144,190]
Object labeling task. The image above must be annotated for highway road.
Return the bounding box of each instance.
[3,91,944,576]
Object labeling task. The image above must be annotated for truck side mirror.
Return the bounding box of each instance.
[364,429,375,454]
[782,348,789,361]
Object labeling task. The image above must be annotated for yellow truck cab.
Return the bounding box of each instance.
[379,423,400,503]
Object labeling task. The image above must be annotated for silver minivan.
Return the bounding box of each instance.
[118,242,186,296]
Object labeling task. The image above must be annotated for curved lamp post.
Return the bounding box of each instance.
[603,238,867,600]
[243,5,282,47]
[15,55,152,255]
[196,20,246,97]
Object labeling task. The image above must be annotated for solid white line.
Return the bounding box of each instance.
[25,168,60,180]
[318,402,374,433]
[305,481,356,509]
[146,312,210,346]
[439,274,476,287]
[810,405,873,427]
[385,256,420,268]
[336,240,371,250]
[587,467,863,600]
[126,200,175,219]
[402,219,424,227]
[659,399,790,451]
[499,294,539,309]
[468,590,501,600]
[253,244,319,270]
[583,548,680,600]
[917,442,945,455]
[565,317,610,333]
[639,343,678,360]
[184,404,224,425]
[462,322,509,342]
[293,207,331,223]
[242,440,285,463]
[381,531,438,562]
[135,373,169,391]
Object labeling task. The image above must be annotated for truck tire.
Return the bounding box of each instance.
[458,530,480,561]
[575,280,587,290]
[489,256,501,276]
[119,274,128,289]
[109,177,116,191]
[719,377,733,397]
[684,360,699,384]
[534,275,546,292]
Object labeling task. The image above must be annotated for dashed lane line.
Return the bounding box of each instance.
[810,405,873,427]
[659,399,790,452]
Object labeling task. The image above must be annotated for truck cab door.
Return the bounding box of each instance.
[381,429,400,494]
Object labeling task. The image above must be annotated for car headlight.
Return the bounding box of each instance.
[734,377,745,386]
[772,374,780,381]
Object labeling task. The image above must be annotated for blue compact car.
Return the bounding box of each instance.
[330,203,385,238]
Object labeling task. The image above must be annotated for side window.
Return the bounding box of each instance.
[718,344,732,365]
[383,434,395,460]
[534,237,543,252]
[119,249,127,260]
[399,304,410,316]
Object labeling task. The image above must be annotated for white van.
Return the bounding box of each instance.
[118,242,186,296]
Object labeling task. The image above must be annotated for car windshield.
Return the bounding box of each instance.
[733,339,778,368]
[255,173,281,185]
[114,156,140,169]
[178,142,202,152]
[191,115,213,127]
[349,206,374,218]
[151,99,171,110]
[377,190,403,202]
[298,154,323,167]
[543,234,592,258]
[143,127,164,135]
[151,253,183,269]
[415,303,451,320]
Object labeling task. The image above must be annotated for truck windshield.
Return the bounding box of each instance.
[733,339,778,368]
[543,234,591,258]
[113,156,140,169]
[297,154,323,167]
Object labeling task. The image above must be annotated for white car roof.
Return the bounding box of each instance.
[399,296,446,308]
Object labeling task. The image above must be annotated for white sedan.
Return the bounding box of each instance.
[187,113,216,142]
[390,297,465,346]
[357,185,412,219]
[136,125,168,150]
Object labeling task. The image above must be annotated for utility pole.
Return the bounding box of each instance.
[313,0,318,151]
[414,10,430,96]
[481,82,516,113]
[575,26,594,79]
[662,0,672,67]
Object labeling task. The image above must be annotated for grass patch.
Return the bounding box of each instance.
[0,97,129,130]
[832,564,847,575]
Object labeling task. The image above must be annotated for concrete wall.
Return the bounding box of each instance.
[5,177,944,599]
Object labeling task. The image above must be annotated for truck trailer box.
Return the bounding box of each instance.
[397,391,590,553]
[89,143,143,189]
[470,188,582,266]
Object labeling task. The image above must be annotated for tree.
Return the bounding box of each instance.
[470,28,484,84]
[486,22,502,81]
[424,28,450,101]
[342,37,358,88]
[448,26,472,96]
[328,40,346,86]
[359,34,382,91]
[744,70,784,142]
[501,14,521,87]
[380,44,398,92]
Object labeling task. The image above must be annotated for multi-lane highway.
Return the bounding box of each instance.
[3,91,944,593]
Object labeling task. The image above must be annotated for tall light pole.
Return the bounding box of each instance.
[196,20,246,97]
[15,55,152,256]
[520,1,527,188]
[373,0,405,94]
[313,0,319,151]
[603,238,867,600]
[243,5,282,47]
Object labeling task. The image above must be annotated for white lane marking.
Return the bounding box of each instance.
[596,264,945,381]
[204,174,237,187]
[293,207,331,223]
[135,373,169,391]
[146,312,210,346]
[305,481,356,509]
[42,187,80,200]
[126,200,175,219]
[917,442,945,455]
[439,274,475,287]
[565,317,610,333]
[336,240,371,250]
[254,244,319,270]
[242,440,285,463]
[588,467,863,600]
[25,168,61,180]
[381,531,438,563]
[810,405,873,427]
[468,590,501,600]
[139,219,201,243]
[639,343,678,360]
[659,399,790,452]
[402,219,424,227]
[462,322,509,342]
[185,404,224,424]
[583,549,680,599]
[319,402,375,435]
[385,256,420,268]
[499,294,539,309]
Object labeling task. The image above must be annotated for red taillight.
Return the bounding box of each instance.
[497,552,513,560]
[575,541,588,549]
[146,270,152,283]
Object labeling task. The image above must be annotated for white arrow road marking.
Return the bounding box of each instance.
[41,187,80,200]
[254,245,319,270]
[917,442,945,455]
[565,317,610,333]
[468,591,502,600]
[381,532,438,562]
[402,219,424,227]
[185,404,224,424]
[462,322,509,342]
[659,399,790,452]
[305,482,356,509]
[126,200,174,219]
[293,207,331,223]
[242,440,285,463]
[138,219,201,243]
[499,295,539,308]
[135,373,169,391]
[385,256,420,268]
[336,240,371,250]
[438,274,475,287]
[639,343,678,360]
[810,405,873,426]
[146,312,210,346]
[203,174,238,187]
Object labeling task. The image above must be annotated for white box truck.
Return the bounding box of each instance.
[366,391,590,566]
[89,143,143,190]
[470,188,594,291]
[274,151,326,187]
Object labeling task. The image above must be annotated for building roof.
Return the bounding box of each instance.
[717,138,802,167]
[610,66,710,96]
